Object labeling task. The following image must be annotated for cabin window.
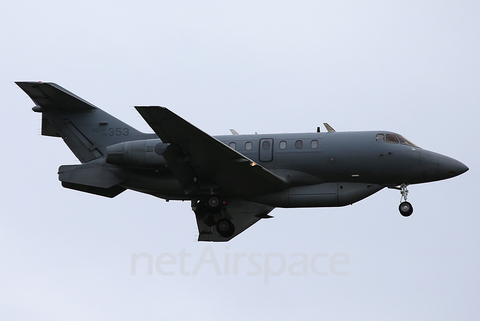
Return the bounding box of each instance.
[245,141,253,150]
[229,142,236,149]
[386,134,399,143]
[310,140,318,149]
[279,141,287,150]
[376,134,384,142]
[295,140,303,149]
[262,140,271,150]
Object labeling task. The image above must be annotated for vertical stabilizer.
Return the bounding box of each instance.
[17,82,154,163]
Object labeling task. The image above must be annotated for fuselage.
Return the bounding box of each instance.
[113,130,468,204]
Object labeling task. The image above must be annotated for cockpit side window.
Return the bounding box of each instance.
[386,134,399,143]
[376,134,385,142]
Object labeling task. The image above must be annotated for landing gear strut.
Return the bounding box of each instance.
[398,184,413,217]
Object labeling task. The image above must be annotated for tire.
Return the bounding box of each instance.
[216,218,235,238]
[207,195,223,213]
[399,201,413,217]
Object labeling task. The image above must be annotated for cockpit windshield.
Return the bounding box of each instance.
[376,133,421,148]
[397,134,420,148]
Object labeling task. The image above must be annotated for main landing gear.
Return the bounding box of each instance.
[216,218,235,238]
[398,184,413,217]
[193,195,236,238]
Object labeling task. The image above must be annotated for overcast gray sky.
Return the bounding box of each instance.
[1,1,478,320]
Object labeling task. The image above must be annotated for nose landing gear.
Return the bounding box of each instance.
[398,184,413,217]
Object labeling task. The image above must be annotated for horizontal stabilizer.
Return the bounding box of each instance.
[16,82,96,111]
[62,182,125,198]
[58,163,125,197]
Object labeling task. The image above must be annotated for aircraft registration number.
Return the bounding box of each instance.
[93,127,130,137]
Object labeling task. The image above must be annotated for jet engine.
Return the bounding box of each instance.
[106,139,168,168]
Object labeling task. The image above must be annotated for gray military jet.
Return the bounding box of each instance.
[17,82,468,241]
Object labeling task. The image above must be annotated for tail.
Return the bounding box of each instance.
[16,81,153,163]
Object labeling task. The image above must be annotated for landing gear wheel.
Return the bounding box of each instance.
[216,218,235,238]
[207,195,223,213]
[399,201,413,217]
[396,184,413,217]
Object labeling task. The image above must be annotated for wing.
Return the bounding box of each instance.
[135,106,285,197]
[195,201,274,241]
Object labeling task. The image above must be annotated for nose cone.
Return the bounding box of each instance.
[438,154,469,178]
[419,151,468,183]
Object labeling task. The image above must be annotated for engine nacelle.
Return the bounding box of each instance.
[106,139,168,168]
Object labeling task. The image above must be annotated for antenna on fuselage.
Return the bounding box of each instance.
[324,123,336,132]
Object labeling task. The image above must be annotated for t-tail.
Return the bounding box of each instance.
[17,81,155,197]
[16,81,153,163]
